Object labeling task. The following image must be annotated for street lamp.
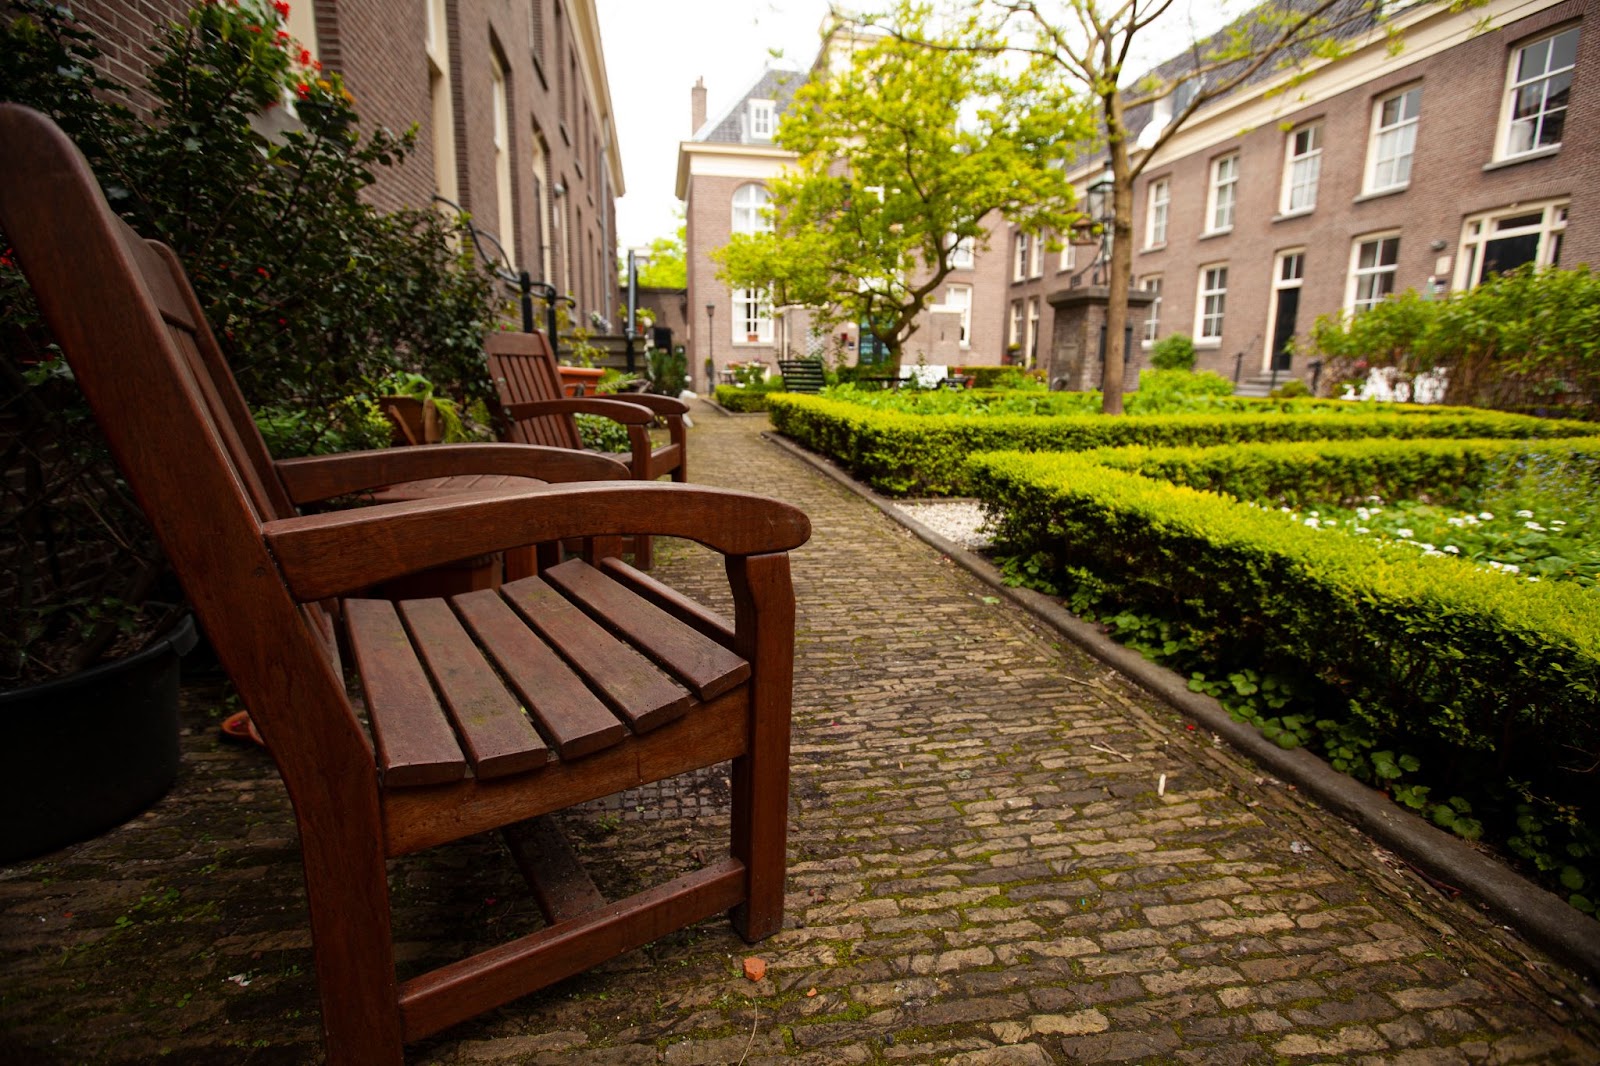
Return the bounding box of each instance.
[1085,162,1115,274]
[704,302,715,391]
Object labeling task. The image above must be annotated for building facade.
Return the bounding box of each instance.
[68,0,624,332]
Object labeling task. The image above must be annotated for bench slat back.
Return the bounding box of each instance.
[486,331,586,450]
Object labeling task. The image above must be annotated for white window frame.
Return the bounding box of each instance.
[491,55,514,268]
[1059,241,1076,273]
[1205,154,1238,234]
[731,183,772,235]
[1140,275,1162,346]
[1454,200,1568,290]
[1195,264,1227,344]
[1013,232,1030,281]
[748,99,776,142]
[1008,300,1023,348]
[944,283,972,347]
[1498,26,1578,160]
[949,234,975,269]
[733,287,773,344]
[1365,86,1421,194]
[1025,297,1041,364]
[1347,234,1401,313]
[425,0,457,205]
[1145,178,1170,247]
[1029,234,1044,278]
[1281,123,1322,215]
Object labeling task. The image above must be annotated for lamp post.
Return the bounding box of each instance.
[1084,162,1115,285]
[624,248,651,374]
[704,302,715,391]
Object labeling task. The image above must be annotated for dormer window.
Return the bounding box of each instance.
[748,99,775,142]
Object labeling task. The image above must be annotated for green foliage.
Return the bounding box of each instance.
[969,439,1600,907]
[767,392,1593,496]
[645,344,687,396]
[1304,267,1600,413]
[713,384,781,413]
[954,366,1046,390]
[630,223,687,290]
[253,396,392,457]
[574,414,633,452]
[1149,333,1197,372]
[1269,379,1312,399]
[713,2,1092,368]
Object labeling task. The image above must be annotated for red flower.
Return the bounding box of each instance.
[277,318,287,326]
[276,29,290,41]
[312,59,322,71]
[247,24,261,33]
[256,266,271,279]
[0,248,14,269]
[296,83,311,99]
[298,47,312,65]
[273,0,290,16]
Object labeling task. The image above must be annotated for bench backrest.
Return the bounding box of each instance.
[0,104,367,772]
[485,330,586,450]
[777,358,826,394]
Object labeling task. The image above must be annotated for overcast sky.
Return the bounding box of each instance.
[594,1,1242,253]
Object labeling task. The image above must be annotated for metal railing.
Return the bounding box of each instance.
[432,195,573,353]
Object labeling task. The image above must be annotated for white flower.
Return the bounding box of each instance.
[1516,509,1534,518]
[1308,510,1320,518]
[1527,576,1540,582]
[1366,495,1383,503]
[1357,508,1372,520]
[1443,545,1460,554]
[1503,563,1520,574]
[1552,520,1567,527]
[1525,521,1546,532]
[1418,543,1435,551]
[1280,506,1292,514]
[1478,512,1494,521]
[1355,526,1371,534]
[1396,528,1414,538]
[1304,517,1320,528]
[1446,516,1464,527]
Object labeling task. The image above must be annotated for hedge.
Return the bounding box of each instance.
[713,384,777,412]
[968,443,1600,896]
[767,393,1598,496]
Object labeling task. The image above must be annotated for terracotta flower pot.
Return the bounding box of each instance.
[559,365,606,396]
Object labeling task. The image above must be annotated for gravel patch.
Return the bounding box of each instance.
[891,499,995,549]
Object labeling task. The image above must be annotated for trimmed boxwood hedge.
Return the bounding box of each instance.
[713,385,777,412]
[767,393,1598,496]
[968,441,1600,898]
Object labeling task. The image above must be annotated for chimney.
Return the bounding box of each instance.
[691,77,707,134]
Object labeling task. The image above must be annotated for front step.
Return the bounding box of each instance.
[1234,371,1303,397]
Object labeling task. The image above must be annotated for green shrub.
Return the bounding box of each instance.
[766,393,1595,496]
[1269,379,1311,398]
[969,441,1600,908]
[1149,332,1197,371]
[714,384,777,412]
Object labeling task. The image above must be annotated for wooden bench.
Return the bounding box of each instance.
[487,331,688,569]
[777,357,826,393]
[0,104,811,1065]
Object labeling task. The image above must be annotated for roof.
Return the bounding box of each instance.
[693,65,808,144]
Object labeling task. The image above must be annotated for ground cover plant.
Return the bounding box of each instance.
[969,437,1600,910]
[768,388,1595,496]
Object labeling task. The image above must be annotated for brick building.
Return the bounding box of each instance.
[65,0,623,332]
[1005,0,1593,391]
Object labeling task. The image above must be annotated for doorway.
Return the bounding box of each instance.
[1266,250,1304,372]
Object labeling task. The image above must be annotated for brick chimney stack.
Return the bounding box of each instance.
[691,77,707,134]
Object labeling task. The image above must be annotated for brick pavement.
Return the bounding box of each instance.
[2,404,1598,1064]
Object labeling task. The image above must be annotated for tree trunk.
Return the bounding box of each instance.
[1100,93,1134,416]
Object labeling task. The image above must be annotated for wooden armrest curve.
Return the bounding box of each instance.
[276,444,629,504]
[264,482,812,600]
[611,394,689,417]
[505,398,656,424]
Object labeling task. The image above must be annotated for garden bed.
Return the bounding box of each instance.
[969,437,1600,910]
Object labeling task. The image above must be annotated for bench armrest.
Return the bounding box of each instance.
[275,444,629,505]
[504,397,656,424]
[611,394,689,417]
[263,481,811,601]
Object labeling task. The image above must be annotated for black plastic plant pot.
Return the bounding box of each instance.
[0,614,197,864]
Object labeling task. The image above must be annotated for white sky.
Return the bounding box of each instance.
[595,0,1243,252]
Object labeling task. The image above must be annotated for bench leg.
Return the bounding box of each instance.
[726,553,795,941]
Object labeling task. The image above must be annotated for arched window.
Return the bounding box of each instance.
[731,183,772,235]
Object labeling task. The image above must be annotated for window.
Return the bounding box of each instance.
[1206,154,1238,233]
[748,99,775,142]
[1146,178,1170,247]
[1141,276,1162,344]
[1013,232,1030,281]
[949,235,974,269]
[734,288,773,343]
[491,55,514,267]
[1196,265,1227,341]
[1457,201,1567,289]
[1282,124,1322,213]
[1029,235,1044,278]
[1502,27,1578,158]
[1059,241,1076,273]
[1026,298,1041,363]
[426,0,457,204]
[1349,235,1400,312]
[731,183,772,234]
[530,0,545,70]
[1008,300,1023,347]
[1367,87,1420,192]
[530,132,551,281]
[945,284,972,346]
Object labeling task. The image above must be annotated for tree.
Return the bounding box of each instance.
[864,0,1442,412]
[624,221,688,289]
[714,5,1093,371]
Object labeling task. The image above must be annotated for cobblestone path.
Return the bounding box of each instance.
[2,404,1597,1064]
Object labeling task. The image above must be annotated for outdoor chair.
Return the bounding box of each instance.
[487,330,688,568]
[0,103,810,1065]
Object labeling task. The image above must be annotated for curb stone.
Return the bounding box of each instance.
[762,428,1600,983]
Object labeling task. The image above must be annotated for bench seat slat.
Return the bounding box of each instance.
[398,598,550,780]
[501,575,693,732]
[543,558,748,700]
[451,588,628,760]
[344,599,467,787]
[598,557,736,647]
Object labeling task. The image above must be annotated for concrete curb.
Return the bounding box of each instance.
[762,429,1600,983]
